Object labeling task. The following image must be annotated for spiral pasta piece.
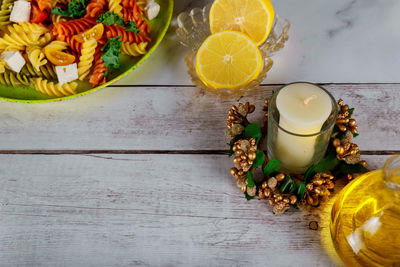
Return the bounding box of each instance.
[21,63,57,80]
[121,2,142,22]
[52,18,96,41]
[136,0,146,10]
[120,41,147,56]
[89,46,107,87]
[45,40,69,51]
[0,58,6,73]
[121,0,143,9]
[17,23,49,36]
[26,47,48,71]
[77,38,96,80]
[85,0,107,18]
[121,0,150,38]
[38,32,54,46]
[0,23,49,50]
[105,25,150,44]
[54,0,71,5]
[0,70,30,87]
[108,0,123,16]
[0,0,15,28]
[64,35,82,52]
[51,14,67,23]
[31,77,78,97]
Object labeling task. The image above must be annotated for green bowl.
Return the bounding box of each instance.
[0,0,174,103]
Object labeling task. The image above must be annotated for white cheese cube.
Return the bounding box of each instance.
[10,0,31,23]
[1,51,26,73]
[55,63,78,85]
[144,0,160,20]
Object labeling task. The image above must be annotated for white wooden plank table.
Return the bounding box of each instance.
[0,0,399,266]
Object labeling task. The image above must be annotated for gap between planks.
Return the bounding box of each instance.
[108,82,400,88]
[0,150,397,155]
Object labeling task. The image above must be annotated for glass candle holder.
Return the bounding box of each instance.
[267,82,339,174]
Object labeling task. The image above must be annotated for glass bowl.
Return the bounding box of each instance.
[176,4,290,97]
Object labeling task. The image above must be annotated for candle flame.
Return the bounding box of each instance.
[303,94,318,105]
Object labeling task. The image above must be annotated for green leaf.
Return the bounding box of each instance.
[348,108,355,117]
[125,21,140,34]
[353,133,359,138]
[305,164,317,180]
[305,153,339,181]
[252,150,265,167]
[247,171,255,188]
[51,7,69,17]
[333,162,368,177]
[279,176,306,202]
[101,36,122,70]
[315,154,339,173]
[263,158,280,177]
[97,11,124,26]
[51,0,86,18]
[244,192,255,201]
[97,12,139,34]
[280,176,295,193]
[244,123,262,143]
[296,183,306,200]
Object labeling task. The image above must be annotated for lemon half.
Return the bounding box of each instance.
[210,0,275,46]
[195,31,262,90]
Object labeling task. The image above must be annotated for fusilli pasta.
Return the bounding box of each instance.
[108,0,123,16]
[45,40,69,51]
[52,18,96,41]
[0,23,49,50]
[77,38,97,80]
[0,0,15,28]
[26,47,48,71]
[89,46,107,87]
[0,0,154,96]
[31,77,78,97]
[0,70,30,87]
[136,0,146,10]
[86,0,107,18]
[64,35,82,52]
[51,14,67,23]
[120,41,147,56]
[21,63,57,80]
[105,24,150,44]
[0,58,6,73]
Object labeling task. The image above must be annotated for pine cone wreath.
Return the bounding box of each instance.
[331,99,367,170]
[225,102,255,138]
[257,173,297,214]
[334,99,358,135]
[303,173,335,207]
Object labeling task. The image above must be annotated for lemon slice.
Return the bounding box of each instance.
[209,0,275,46]
[195,31,262,90]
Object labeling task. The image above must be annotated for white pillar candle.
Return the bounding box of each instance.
[275,83,332,173]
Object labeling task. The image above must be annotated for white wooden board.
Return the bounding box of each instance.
[0,85,398,152]
[0,154,388,266]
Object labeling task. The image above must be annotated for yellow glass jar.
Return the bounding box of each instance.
[330,155,400,267]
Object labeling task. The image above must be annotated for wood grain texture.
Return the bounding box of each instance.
[0,154,389,266]
[0,84,398,151]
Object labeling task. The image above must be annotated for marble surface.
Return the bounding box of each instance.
[115,0,400,85]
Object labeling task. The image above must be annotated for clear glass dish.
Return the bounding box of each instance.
[176,4,290,97]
